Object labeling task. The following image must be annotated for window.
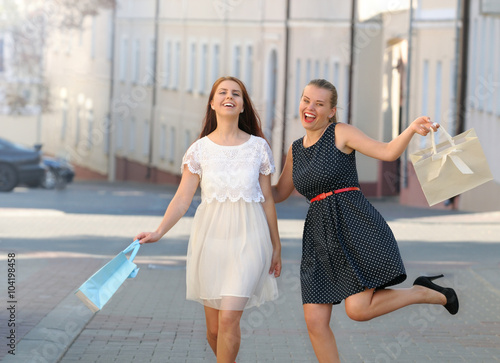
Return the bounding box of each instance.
[173,42,180,90]
[434,61,443,142]
[129,118,136,152]
[233,45,241,78]
[305,59,311,83]
[187,42,196,92]
[75,94,85,146]
[120,37,128,82]
[147,38,155,85]
[343,65,350,123]
[160,124,166,159]
[211,44,220,86]
[245,45,253,94]
[422,60,429,116]
[421,60,430,148]
[199,43,208,94]
[478,19,487,111]
[116,118,123,150]
[333,61,340,87]
[87,109,94,149]
[184,130,191,151]
[324,60,329,81]
[0,38,5,73]
[497,19,500,116]
[163,40,171,88]
[487,17,495,113]
[132,39,140,84]
[314,60,320,79]
[61,108,68,141]
[104,115,110,154]
[107,12,113,60]
[143,121,150,156]
[294,59,301,117]
[168,126,176,162]
[60,89,68,140]
[469,20,478,109]
[91,16,96,59]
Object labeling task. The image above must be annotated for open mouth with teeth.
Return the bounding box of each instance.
[304,112,316,122]
[223,103,235,108]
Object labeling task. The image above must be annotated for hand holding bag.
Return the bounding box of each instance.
[75,240,141,313]
[410,126,493,206]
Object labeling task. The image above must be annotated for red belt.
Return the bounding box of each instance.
[310,187,360,203]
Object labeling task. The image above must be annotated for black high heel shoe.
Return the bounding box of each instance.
[413,274,459,315]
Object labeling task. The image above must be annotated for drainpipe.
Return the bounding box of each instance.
[347,0,357,125]
[146,0,160,180]
[456,0,469,134]
[36,13,46,144]
[107,5,117,182]
[402,0,415,188]
[280,0,291,166]
[449,0,462,136]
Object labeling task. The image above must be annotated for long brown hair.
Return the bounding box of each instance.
[306,79,338,123]
[199,76,266,139]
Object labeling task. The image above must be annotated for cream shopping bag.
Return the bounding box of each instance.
[410,127,493,206]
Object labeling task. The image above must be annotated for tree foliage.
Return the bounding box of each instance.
[1,0,116,114]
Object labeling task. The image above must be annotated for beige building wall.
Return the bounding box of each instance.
[34,0,499,211]
[352,9,409,195]
[43,10,113,177]
[285,16,352,148]
[112,0,289,183]
[399,0,461,207]
[459,0,500,211]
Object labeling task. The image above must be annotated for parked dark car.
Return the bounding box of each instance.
[0,137,46,192]
[41,156,75,189]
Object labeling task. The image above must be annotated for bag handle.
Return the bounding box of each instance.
[427,126,474,181]
[123,239,141,262]
[430,125,455,155]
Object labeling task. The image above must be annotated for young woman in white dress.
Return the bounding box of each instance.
[135,76,282,363]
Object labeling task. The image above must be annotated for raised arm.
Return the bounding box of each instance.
[335,116,439,161]
[271,144,295,203]
[135,166,200,244]
[260,172,282,277]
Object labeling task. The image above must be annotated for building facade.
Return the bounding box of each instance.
[5,0,499,211]
[458,0,500,211]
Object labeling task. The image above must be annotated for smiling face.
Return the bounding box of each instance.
[210,80,244,117]
[299,85,336,131]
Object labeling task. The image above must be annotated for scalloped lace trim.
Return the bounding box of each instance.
[203,194,265,204]
[182,136,275,203]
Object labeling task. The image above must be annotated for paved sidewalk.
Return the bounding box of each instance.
[1,181,500,362]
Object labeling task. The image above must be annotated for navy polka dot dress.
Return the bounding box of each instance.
[292,123,406,305]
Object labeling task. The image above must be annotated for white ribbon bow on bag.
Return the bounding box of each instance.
[427,127,474,181]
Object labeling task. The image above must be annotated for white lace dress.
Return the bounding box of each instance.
[182,135,279,311]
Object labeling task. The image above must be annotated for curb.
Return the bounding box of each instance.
[3,292,94,363]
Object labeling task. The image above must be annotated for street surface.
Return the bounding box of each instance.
[0,181,499,362]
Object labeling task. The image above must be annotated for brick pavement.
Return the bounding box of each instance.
[1,182,499,362]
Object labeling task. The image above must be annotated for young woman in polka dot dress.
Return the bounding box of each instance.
[272,79,459,362]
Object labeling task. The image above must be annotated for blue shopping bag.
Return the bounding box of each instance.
[75,240,141,313]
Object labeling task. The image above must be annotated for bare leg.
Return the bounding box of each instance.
[204,306,219,356]
[344,286,447,322]
[303,304,340,363]
[216,309,244,363]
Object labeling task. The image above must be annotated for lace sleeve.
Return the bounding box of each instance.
[182,141,202,176]
[259,139,275,175]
